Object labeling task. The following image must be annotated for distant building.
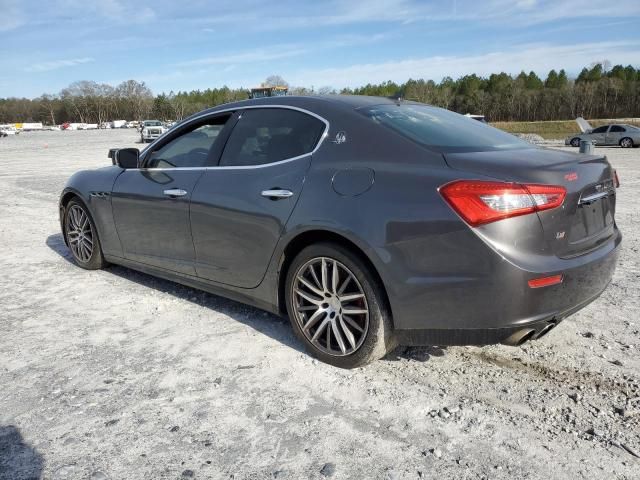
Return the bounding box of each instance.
[249,86,289,99]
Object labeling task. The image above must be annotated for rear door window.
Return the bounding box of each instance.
[591,126,609,133]
[219,108,326,167]
[609,125,625,132]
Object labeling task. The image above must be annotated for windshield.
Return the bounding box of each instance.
[360,104,531,153]
[145,121,162,127]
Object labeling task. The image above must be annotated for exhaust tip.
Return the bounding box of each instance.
[502,328,536,347]
[533,322,557,340]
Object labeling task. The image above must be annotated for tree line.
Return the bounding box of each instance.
[1,63,639,124]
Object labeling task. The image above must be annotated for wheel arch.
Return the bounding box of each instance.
[276,229,394,324]
[59,189,83,246]
[59,189,97,246]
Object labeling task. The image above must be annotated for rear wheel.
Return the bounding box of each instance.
[620,137,634,148]
[285,243,395,368]
[63,199,106,270]
[570,137,581,147]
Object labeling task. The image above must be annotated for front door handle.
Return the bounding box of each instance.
[261,189,293,200]
[163,188,188,198]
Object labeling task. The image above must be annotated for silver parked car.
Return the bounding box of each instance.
[565,118,640,148]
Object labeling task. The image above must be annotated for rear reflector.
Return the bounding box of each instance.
[439,180,566,226]
[528,274,563,288]
[614,170,620,188]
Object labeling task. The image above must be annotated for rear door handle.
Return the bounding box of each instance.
[261,189,293,200]
[163,188,188,198]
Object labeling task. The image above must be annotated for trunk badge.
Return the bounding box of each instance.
[564,172,578,181]
[556,231,566,240]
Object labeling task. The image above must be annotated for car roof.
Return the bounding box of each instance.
[194,95,422,118]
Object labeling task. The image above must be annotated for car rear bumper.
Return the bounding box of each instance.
[394,281,609,346]
[390,228,621,345]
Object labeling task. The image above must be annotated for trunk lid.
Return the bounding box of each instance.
[444,147,617,258]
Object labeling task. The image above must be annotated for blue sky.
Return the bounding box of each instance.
[1,0,640,98]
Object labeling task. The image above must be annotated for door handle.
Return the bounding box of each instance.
[163,188,188,197]
[261,189,293,200]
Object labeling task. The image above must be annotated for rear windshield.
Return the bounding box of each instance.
[360,104,531,153]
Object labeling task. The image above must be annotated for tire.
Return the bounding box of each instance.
[620,137,634,148]
[285,242,395,368]
[570,137,581,147]
[63,198,106,270]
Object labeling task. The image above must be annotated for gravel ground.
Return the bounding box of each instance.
[0,130,639,480]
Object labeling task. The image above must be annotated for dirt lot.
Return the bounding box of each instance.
[1,130,639,480]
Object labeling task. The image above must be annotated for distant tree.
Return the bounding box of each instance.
[38,93,59,125]
[576,67,590,83]
[115,80,153,120]
[525,71,543,90]
[317,86,336,95]
[263,75,289,87]
[2,62,640,124]
[557,69,568,87]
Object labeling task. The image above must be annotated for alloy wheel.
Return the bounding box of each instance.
[621,138,633,148]
[65,204,94,263]
[291,257,369,356]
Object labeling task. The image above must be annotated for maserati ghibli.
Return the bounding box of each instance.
[59,96,621,368]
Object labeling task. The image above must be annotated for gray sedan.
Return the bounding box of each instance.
[59,96,621,368]
[565,124,640,148]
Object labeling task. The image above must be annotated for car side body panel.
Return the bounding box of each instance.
[190,157,312,288]
[60,166,124,258]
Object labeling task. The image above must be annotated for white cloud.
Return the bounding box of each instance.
[174,47,309,67]
[174,34,387,69]
[55,0,156,24]
[193,0,640,31]
[25,57,95,73]
[0,0,25,32]
[285,41,640,88]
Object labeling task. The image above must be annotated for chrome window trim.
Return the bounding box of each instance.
[136,104,330,171]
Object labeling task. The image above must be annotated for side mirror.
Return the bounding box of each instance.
[110,148,139,168]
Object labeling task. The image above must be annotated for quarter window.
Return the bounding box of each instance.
[219,108,325,167]
[145,115,230,168]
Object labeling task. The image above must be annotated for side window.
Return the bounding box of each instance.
[146,115,230,168]
[219,108,325,167]
[609,125,625,133]
[591,126,609,134]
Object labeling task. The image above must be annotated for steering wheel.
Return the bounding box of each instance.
[189,148,209,157]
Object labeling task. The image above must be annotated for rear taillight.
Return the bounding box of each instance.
[439,180,566,227]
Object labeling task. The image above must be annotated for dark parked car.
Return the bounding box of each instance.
[59,96,621,368]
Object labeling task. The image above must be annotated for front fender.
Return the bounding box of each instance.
[60,166,124,256]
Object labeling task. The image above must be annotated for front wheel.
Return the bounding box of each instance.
[63,199,106,270]
[620,137,634,148]
[570,137,581,147]
[285,243,395,368]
